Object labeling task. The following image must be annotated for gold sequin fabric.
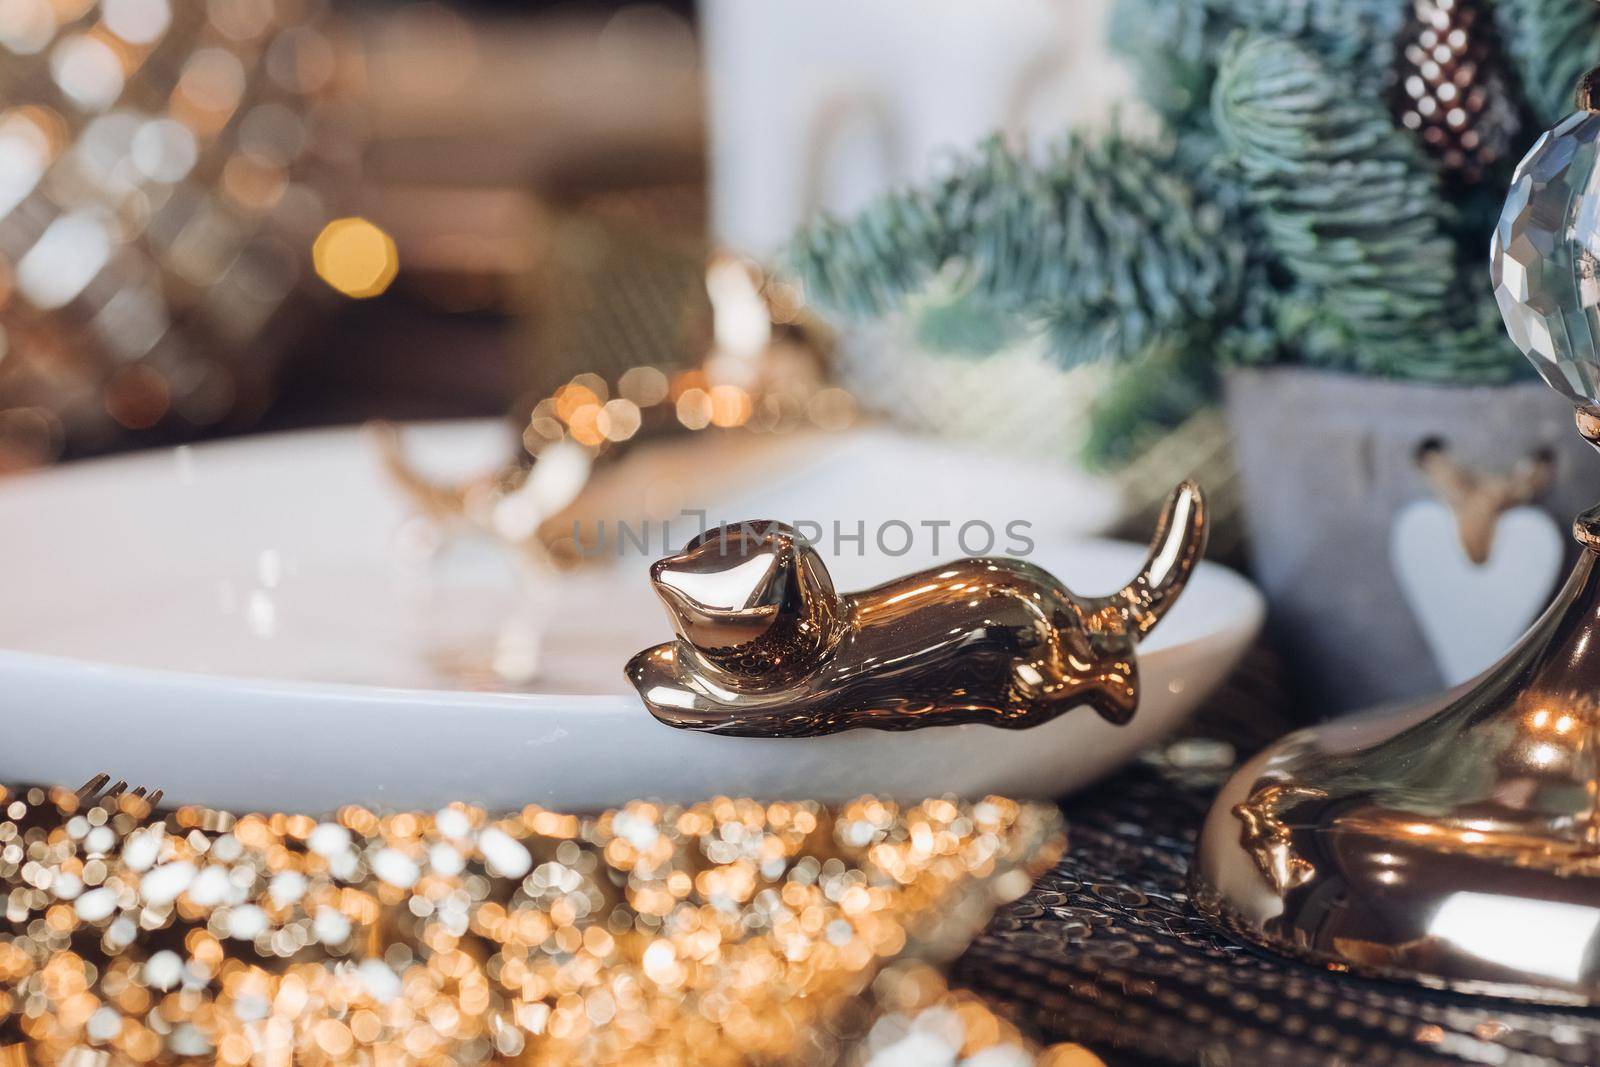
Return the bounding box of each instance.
[958,762,1600,1067]
[0,786,1064,1065]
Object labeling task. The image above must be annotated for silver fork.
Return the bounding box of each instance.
[75,773,163,809]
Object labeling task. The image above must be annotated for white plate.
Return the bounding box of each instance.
[0,421,1262,812]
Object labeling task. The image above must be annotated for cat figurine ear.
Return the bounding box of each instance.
[626,483,1207,737]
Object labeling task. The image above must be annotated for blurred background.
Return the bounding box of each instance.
[6,0,1600,719]
[0,0,1132,462]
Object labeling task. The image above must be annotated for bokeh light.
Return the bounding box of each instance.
[0,782,1067,1065]
[313,217,399,299]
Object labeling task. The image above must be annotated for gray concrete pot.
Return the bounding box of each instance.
[1224,366,1600,719]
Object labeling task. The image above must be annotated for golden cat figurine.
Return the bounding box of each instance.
[625,482,1207,737]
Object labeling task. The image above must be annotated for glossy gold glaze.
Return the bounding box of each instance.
[1194,416,1600,1004]
[625,482,1207,737]
[1231,783,1326,896]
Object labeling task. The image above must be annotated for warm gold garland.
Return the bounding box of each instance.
[0,783,1077,1065]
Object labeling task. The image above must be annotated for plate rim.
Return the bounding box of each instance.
[0,553,1263,710]
[0,419,1264,709]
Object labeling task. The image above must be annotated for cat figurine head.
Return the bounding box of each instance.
[644,520,844,688]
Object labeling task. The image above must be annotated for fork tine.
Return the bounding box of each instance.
[72,774,164,809]
[76,773,111,799]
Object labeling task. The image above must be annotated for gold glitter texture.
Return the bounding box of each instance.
[0,784,1063,1064]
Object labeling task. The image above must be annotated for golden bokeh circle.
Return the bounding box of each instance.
[312,217,398,299]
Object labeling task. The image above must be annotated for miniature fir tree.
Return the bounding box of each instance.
[788,0,1600,465]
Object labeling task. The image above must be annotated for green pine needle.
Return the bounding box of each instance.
[1497,0,1600,127]
[786,133,1246,367]
[1108,0,1221,122]
[1213,30,1516,380]
[782,0,1555,467]
[1221,0,1404,75]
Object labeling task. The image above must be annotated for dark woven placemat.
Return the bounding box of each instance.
[955,749,1600,1066]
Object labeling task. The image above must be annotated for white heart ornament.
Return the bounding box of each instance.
[1390,500,1564,686]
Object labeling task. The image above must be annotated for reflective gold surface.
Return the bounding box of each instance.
[1194,419,1600,1002]
[626,482,1206,737]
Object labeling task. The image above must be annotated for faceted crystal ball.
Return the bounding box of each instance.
[1492,111,1600,412]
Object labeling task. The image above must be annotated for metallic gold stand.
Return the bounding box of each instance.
[1194,417,1600,1001]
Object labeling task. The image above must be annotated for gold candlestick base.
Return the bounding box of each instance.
[1194,414,1600,1002]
